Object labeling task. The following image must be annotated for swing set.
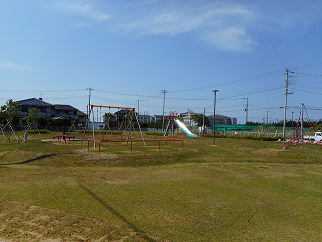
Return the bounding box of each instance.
[83,105,184,153]
[83,105,146,148]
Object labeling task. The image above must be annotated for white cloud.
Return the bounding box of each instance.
[0,61,32,70]
[118,2,258,52]
[201,27,256,52]
[52,1,111,22]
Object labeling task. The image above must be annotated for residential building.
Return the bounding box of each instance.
[151,114,168,123]
[114,109,135,122]
[16,98,83,120]
[179,109,197,126]
[208,114,237,126]
[77,111,88,123]
[53,104,78,118]
[17,98,53,118]
[138,114,151,123]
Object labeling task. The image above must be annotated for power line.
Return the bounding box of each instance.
[168,69,284,93]
[0,89,86,93]
[292,88,322,95]
[219,86,284,100]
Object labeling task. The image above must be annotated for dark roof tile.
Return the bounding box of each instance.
[17,98,53,107]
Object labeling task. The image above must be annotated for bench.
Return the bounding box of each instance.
[52,135,76,141]
[65,136,76,141]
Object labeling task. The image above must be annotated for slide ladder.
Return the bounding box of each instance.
[164,120,172,137]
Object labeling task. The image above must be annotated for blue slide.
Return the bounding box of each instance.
[174,118,197,138]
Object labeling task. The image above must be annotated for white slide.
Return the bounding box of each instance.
[174,118,197,138]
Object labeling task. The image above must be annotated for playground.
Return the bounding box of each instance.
[1,103,322,241]
[1,129,322,241]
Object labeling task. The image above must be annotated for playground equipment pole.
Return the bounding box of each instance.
[92,106,95,148]
[161,90,167,132]
[212,90,218,146]
[301,103,303,148]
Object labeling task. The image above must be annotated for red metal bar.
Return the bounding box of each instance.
[99,141,101,154]
[100,140,129,143]
[86,138,184,153]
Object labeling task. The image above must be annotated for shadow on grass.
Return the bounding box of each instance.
[79,184,157,242]
[1,154,58,165]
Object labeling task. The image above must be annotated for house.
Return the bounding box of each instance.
[53,104,78,118]
[138,113,151,123]
[17,98,53,118]
[114,109,136,122]
[77,111,88,123]
[16,98,83,120]
[208,114,237,126]
[151,114,168,123]
[179,109,197,126]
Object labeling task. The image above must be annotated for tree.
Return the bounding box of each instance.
[0,99,21,142]
[27,108,41,124]
[0,99,21,124]
[190,114,210,127]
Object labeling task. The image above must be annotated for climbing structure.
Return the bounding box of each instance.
[164,111,177,137]
[284,103,321,149]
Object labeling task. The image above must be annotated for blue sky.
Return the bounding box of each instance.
[1,0,322,123]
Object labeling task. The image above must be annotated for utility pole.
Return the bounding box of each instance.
[203,107,205,134]
[267,110,269,127]
[137,100,141,122]
[212,90,218,146]
[161,90,167,131]
[283,68,293,138]
[245,98,248,131]
[86,88,95,148]
[87,88,92,120]
[301,103,303,148]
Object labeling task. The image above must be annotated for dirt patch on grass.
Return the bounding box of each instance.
[74,150,118,161]
[238,147,279,157]
[252,149,279,157]
[0,199,135,241]
[83,178,128,184]
[82,153,118,161]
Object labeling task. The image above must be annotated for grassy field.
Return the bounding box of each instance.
[1,132,322,241]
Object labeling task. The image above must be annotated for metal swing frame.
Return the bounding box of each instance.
[83,105,146,148]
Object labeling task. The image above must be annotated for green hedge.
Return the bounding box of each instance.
[26,129,50,134]
[145,131,164,136]
[75,130,124,134]
[200,134,283,141]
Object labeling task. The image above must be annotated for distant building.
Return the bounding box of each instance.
[53,104,78,118]
[114,109,135,122]
[16,97,83,120]
[77,111,88,123]
[208,114,237,126]
[179,109,197,126]
[17,98,53,118]
[151,114,168,123]
[138,114,151,123]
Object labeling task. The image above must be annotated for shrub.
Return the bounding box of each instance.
[145,132,164,136]
[199,133,282,141]
[26,129,50,134]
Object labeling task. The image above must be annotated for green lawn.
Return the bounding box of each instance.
[0,132,322,241]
